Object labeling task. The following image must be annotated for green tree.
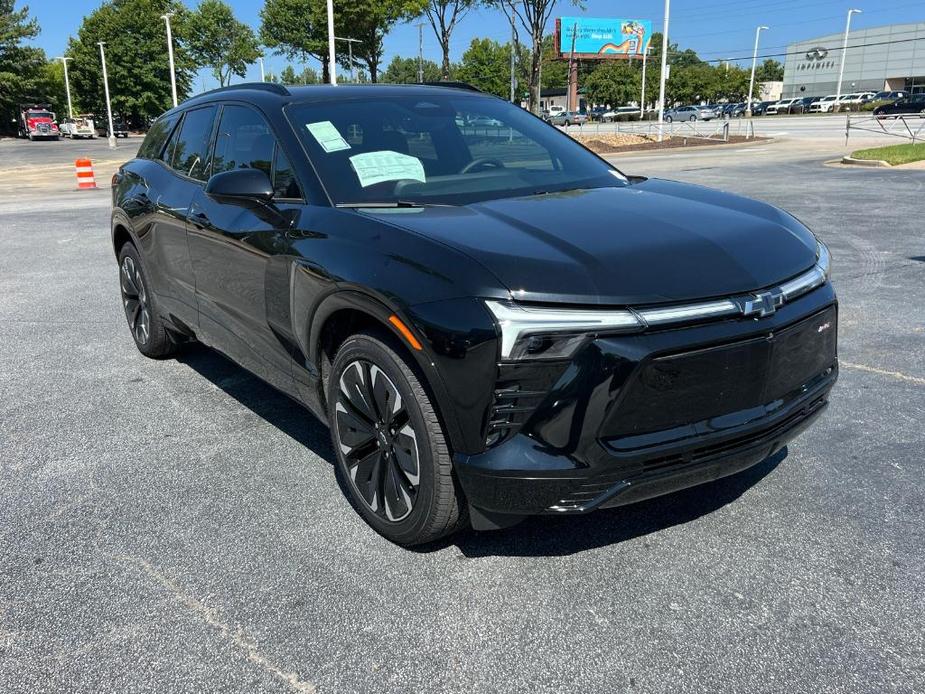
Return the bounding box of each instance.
[422,0,481,80]
[0,0,57,131]
[457,37,514,98]
[338,0,428,82]
[383,55,442,83]
[66,0,195,124]
[187,0,259,86]
[260,0,339,83]
[583,60,638,108]
[279,64,320,84]
[756,58,784,82]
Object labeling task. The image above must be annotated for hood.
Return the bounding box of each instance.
[364,179,818,306]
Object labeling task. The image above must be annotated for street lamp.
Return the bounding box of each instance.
[326,0,337,85]
[835,9,862,111]
[161,13,177,106]
[334,37,362,82]
[56,56,73,119]
[97,42,116,148]
[656,0,670,142]
[257,56,265,82]
[640,45,650,119]
[746,25,769,117]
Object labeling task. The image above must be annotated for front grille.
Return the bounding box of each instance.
[485,362,565,446]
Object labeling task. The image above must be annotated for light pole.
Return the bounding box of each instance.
[334,37,362,82]
[414,22,426,82]
[746,25,769,117]
[326,0,337,84]
[257,56,265,82]
[640,45,649,119]
[161,13,177,106]
[57,57,73,119]
[509,13,516,102]
[656,0,670,142]
[835,9,862,111]
[97,42,116,148]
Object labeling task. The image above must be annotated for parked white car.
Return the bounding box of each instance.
[809,95,840,113]
[60,115,96,139]
[838,92,876,105]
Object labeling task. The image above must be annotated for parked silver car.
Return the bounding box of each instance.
[548,111,589,126]
[664,105,719,122]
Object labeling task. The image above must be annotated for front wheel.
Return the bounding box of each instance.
[665,115,673,123]
[328,332,467,545]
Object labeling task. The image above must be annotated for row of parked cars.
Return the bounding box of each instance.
[543,90,924,126]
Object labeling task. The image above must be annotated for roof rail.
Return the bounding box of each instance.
[419,81,482,93]
[196,82,291,98]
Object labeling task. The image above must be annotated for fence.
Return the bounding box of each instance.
[845,113,925,146]
[555,117,756,143]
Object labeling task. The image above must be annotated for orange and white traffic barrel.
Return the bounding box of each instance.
[74,158,96,189]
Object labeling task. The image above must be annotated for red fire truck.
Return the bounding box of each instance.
[18,104,60,141]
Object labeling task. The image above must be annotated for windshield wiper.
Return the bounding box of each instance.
[337,200,455,209]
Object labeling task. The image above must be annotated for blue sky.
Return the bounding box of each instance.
[24,0,925,91]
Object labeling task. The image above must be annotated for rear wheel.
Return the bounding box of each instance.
[689,115,697,122]
[118,244,177,358]
[328,332,467,545]
[665,115,673,123]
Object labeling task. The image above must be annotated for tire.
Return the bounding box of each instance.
[117,243,177,359]
[328,331,467,546]
[689,115,697,122]
[665,116,673,123]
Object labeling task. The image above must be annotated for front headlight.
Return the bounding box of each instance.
[485,300,641,360]
[816,240,831,279]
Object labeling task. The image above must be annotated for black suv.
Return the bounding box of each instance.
[112,83,838,545]
[873,93,925,118]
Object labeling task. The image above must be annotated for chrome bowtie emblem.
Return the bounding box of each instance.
[743,289,783,317]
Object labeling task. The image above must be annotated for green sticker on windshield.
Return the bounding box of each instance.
[305,121,350,153]
[349,151,426,188]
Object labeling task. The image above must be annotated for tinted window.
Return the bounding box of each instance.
[169,106,217,180]
[213,105,274,177]
[288,94,623,206]
[273,147,300,199]
[138,113,179,160]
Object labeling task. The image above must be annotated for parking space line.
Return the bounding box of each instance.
[840,361,925,386]
[113,554,317,693]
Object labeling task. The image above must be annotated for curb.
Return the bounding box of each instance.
[600,137,774,159]
[841,156,891,168]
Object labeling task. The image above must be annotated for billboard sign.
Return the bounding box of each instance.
[556,17,652,59]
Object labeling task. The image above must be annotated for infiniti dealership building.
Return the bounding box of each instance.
[782,22,925,99]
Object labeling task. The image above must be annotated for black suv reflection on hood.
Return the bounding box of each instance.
[363,179,818,305]
[111,83,837,546]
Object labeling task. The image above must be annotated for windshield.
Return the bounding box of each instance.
[287,92,625,206]
[29,111,53,119]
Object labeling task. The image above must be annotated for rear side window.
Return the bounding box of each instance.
[138,113,179,160]
[168,106,217,180]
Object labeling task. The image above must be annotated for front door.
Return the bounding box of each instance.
[187,103,304,394]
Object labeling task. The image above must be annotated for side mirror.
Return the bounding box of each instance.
[205,168,274,204]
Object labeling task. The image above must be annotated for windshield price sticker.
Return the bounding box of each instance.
[305,121,351,153]
[349,151,426,188]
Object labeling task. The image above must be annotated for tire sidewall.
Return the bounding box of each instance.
[327,333,443,545]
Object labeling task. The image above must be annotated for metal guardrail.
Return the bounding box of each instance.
[845,113,925,146]
[555,117,749,143]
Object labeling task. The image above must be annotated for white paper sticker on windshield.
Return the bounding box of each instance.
[349,151,426,188]
[305,121,350,153]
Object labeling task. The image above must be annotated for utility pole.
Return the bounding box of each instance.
[509,14,516,102]
[836,9,862,111]
[257,56,265,82]
[97,42,116,149]
[326,0,337,84]
[335,37,362,82]
[567,21,578,112]
[746,25,769,117]
[415,22,426,82]
[57,57,73,119]
[639,46,648,119]
[161,13,177,106]
[656,0,670,142]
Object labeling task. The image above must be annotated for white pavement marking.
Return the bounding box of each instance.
[841,361,925,386]
[113,554,318,694]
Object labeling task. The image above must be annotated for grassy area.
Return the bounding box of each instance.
[851,142,925,166]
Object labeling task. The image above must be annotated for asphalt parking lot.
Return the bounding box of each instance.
[1,133,923,693]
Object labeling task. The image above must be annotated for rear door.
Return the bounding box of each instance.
[187,102,304,392]
[140,106,217,328]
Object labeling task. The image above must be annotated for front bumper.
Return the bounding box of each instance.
[454,285,838,525]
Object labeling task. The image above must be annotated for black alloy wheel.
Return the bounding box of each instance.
[117,244,177,358]
[329,332,467,545]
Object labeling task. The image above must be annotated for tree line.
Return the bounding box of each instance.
[1,0,785,133]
